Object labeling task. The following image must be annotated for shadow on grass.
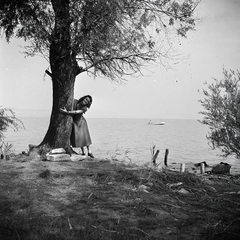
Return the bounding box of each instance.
[0,209,150,240]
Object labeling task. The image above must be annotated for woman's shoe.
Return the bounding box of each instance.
[88,153,94,158]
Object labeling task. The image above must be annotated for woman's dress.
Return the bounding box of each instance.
[70,99,92,147]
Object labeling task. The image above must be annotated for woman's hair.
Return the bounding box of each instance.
[78,95,93,108]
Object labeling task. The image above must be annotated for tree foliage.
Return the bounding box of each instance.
[199,69,240,158]
[0,107,25,140]
[0,0,199,81]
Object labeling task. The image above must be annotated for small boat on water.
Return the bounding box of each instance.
[148,120,165,125]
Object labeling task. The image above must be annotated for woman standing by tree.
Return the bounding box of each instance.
[60,95,94,158]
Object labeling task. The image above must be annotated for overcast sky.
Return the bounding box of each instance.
[1,0,240,119]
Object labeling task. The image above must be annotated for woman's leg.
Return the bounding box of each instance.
[87,146,94,158]
[81,147,85,155]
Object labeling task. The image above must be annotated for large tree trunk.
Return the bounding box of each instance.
[37,0,80,154]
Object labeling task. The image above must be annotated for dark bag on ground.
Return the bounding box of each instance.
[211,162,231,174]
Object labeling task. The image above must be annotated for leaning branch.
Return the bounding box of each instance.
[78,51,155,74]
[45,70,52,77]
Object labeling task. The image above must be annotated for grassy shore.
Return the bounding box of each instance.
[0,154,240,240]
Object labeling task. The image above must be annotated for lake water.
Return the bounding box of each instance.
[4,117,240,174]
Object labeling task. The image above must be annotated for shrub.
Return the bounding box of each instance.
[0,106,25,140]
[199,69,240,158]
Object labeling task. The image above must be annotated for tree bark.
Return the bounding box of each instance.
[37,0,79,154]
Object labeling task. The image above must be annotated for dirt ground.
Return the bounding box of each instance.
[0,154,240,240]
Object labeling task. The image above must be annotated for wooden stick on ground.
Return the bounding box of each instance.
[152,150,160,165]
[164,149,169,166]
